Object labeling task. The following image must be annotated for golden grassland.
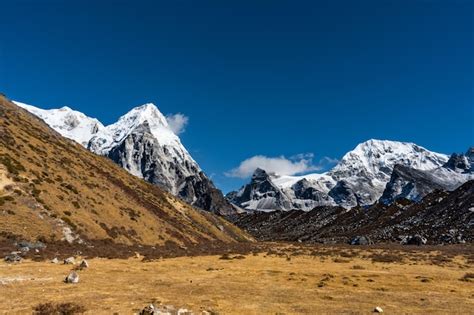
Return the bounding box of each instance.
[0,245,472,314]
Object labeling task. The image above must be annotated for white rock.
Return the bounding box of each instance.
[374,306,384,313]
[63,257,75,265]
[51,258,59,264]
[64,271,79,284]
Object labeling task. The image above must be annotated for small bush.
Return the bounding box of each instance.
[370,253,404,264]
[0,195,14,206]
[0,154,26,175]
[219,253,232,260]
[63,211,72,216]
[62,216,77,230]
[72,201,80,209]
[33,302,86,315]
[61,183,78,194]
[460,273,474,282]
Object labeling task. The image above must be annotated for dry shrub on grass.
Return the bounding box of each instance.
[459,273,474,282]
[33,302,86,315]
[370,253,404,263]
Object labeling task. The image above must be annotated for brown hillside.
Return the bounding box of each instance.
[0,95,251,246]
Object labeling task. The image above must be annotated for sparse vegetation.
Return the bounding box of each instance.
[33,302,86,315]
[459,273,474,282]
[370,253,404,263]
[0,154,26,175]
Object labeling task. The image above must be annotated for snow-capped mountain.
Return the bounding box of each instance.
[15,101,235,215]
[227,140,463,211]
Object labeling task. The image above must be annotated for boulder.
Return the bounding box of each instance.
[374,306,384,313]
[64,257,75,265]
[64,271,79,284]
[51,258,59,264]
[139,304,156,315]
[79,260,89,269]
[17,241,45,249]
[350,236,372,245]
[4,253,22,263]
[139,304,183,315]
[401,235,427,246]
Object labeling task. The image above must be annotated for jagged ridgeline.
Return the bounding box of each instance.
[0,95,251,245]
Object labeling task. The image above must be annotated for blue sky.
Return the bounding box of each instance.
[1,0,473,193]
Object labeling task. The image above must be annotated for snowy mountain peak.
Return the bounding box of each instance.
[331,139,448,179]
[118,103,170,129]
[95,102,180,153]
[14,101,105,147]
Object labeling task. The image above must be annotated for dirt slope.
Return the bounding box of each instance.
[0,95,252,246]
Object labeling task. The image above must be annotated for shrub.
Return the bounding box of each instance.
[370,253,404,263]
[61,183,78,194]
[33,302,86,315]
[0,154,25,175]
[460,273,474,282]
[62,216,77,230]
[0,195,15,206]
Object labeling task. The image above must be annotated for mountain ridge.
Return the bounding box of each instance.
[15,100,235,215]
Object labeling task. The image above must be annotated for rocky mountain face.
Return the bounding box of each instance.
[15,101,235,215]
[0,95,251,245]
[232,180,474,244]
[228,140,472,211]
[380,150,474,204]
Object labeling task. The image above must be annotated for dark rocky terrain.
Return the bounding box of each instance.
[231,180,474,245]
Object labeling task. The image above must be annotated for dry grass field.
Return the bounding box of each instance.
[1,244,472,314]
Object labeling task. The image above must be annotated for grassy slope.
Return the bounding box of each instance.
[0,95,251,245]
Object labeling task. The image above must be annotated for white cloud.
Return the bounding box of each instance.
[166,113,189,135]
[225,153,338,179]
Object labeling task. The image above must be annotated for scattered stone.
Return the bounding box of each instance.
[64,271,79,284]
[51,258,59,264]
[374,306,384,313]
[139,304,192,315]
[350,236,372,245]
[17,240,45,250]
[64,257,75,265]
[4,253,22,263]
[79,259,89,269]
[139,304,156,315]
[19,246,30,253]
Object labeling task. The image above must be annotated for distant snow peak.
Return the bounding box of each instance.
[227,139,461,211]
